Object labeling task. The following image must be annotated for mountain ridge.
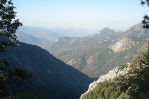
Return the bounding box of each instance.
[2,42,93,99]
[45,23,149,78]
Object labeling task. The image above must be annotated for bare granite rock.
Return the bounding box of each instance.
[110,38,135,53]
[80,63,130,99]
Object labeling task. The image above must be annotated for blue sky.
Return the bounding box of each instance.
[13,0,148,30]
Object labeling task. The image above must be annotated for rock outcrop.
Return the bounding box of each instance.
[80,63,130,99]
[110,38,135,53]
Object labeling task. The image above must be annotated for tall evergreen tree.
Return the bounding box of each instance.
[141,0,149,28]
[0,0,31,98]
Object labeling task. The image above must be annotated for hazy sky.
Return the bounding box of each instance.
[13,0,148,30]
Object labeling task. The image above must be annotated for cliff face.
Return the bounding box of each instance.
[80,63,130,99]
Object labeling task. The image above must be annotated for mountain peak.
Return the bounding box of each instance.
[93,27,116,38]
[101,27,113,31]
[99,27,115,33]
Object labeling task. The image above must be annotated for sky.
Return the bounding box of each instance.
[13,0,149,30]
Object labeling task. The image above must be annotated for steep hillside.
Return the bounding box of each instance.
[125,23,149,38]
[1,42,92,99]
[80,43,149,99]
[45,24,149,78]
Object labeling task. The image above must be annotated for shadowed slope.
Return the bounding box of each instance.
[2,42,92,99]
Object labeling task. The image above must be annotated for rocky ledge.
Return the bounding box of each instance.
[80,63,130,99]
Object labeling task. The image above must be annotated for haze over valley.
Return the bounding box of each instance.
[16,23,149,78]
[2,0,149,99]
[12,22,149,98]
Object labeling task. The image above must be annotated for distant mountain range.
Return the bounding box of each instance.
[15,23,149,78]
[16,26,95,47]
[2,42,93,99]
[16,26,62,47]
[47,27,97,37]
[16,31,50,47]
[6,23,149,98]
[17,26,63,41]
[45,23,149,78]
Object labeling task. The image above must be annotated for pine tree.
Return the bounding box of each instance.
[141,0,149,28]
[0,0,31,98]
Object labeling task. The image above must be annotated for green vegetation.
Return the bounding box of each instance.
[0,0,30,98]
[81,42,149,99]
[82,1,149,98]
[141,0,149,28]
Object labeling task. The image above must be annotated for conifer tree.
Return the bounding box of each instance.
[0,0,31,98]
[141,0,149,28]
